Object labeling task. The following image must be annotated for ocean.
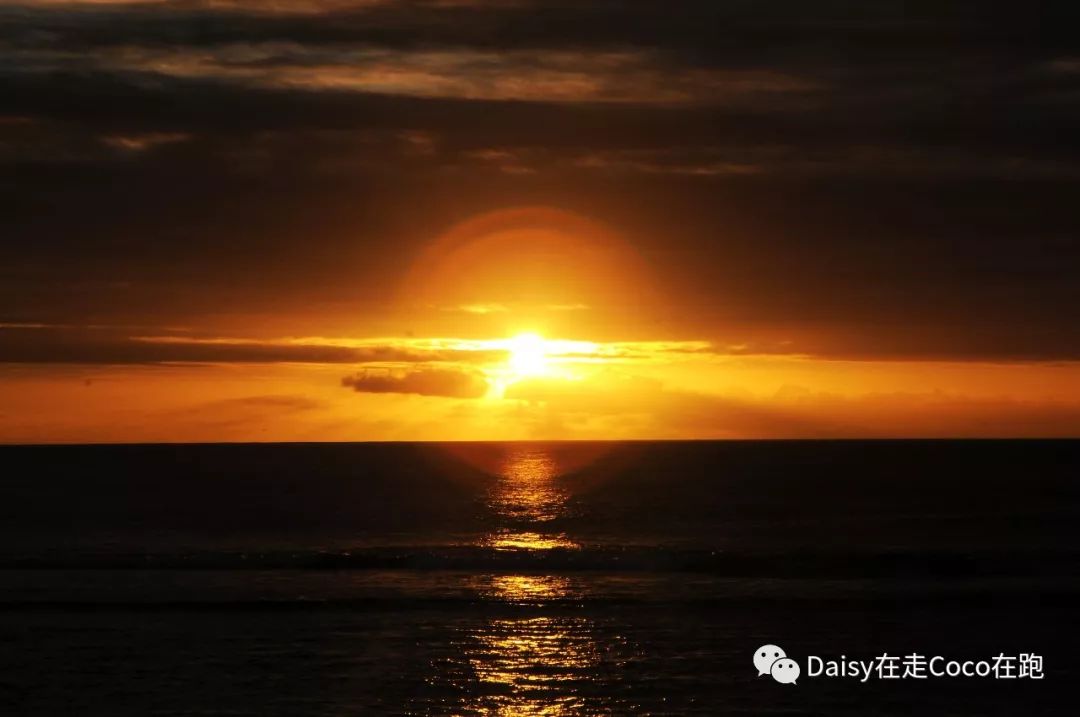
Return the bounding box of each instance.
[0,440,1076,715]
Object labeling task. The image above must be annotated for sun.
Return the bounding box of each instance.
[480,332,597,397]
[506,332,549,377]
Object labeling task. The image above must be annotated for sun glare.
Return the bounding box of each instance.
[476,332,600,399]
[507,332,550,377]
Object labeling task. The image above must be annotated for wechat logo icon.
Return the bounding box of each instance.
[754,644,800,685]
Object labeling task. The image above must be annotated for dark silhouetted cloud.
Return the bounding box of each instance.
[1,0,1078,360]
[0,326,507,364]
[342,367,488,398]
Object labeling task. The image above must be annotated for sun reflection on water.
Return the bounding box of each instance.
[418,446,633,716]
[476,574,573,602]
[465,617,601,716]
[481,446,580,552]
[467,449,594,715]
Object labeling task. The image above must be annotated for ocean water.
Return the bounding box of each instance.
[0,440,1076,715]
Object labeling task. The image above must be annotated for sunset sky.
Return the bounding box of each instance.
[2,0,1079,441]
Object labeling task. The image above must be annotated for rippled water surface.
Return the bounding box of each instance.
[0,440,1077,715]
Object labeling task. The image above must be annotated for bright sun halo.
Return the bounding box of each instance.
[507,332,549,377]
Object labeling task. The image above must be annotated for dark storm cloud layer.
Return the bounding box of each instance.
[0,326,506,364]
[1,1,1079,360]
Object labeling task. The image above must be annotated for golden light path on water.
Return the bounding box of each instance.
[431,447,616,716]
[481,447,580,552]
[463,615,602,717]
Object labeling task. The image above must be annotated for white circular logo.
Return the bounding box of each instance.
[770,657,800,684]
[754,644,787,676]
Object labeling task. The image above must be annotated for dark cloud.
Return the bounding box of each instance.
[342,367,489,398]
[0,326,506,364]
[0,1,1078,361]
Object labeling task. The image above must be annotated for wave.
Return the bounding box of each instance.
[2,587,1079,612]
[3,546,1077,578]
